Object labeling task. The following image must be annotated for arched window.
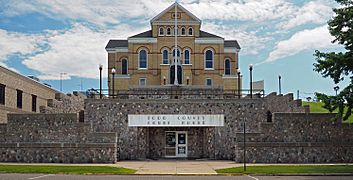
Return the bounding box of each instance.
[167,27,171,35]
[224,59,230,75]
[181,27,186,35]
[205,49,213,69]
[172,49,180,57]
[162,49,169,64]
[184,49,190,64]
[188,27,193,36]
[122,59,128,74]
[139,49,147,69]
[159,27,164,36]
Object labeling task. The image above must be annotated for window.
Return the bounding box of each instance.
[205,49,213,69]
[181,27,186,35]
[16,89,22,109]
[167,27,171,35]
[0,83,5,105]
[0,84,5,105]
[224,59,231,75]
[159,27,164,36]
[139,49,147,69]
[206,78,212,86]
[32,94,37,112]
[184,49,190,64]
[139,78,146,86]
[162,49,169,64]
[122,59,128,75]
[188,27,193,36]
[172,49,180,57]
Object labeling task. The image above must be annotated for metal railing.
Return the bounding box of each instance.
[87,87,265,100]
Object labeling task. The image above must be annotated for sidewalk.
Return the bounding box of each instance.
[116,160,237,174]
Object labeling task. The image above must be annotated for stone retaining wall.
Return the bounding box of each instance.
[40,92,86,114]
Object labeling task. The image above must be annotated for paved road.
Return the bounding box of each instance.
[1,174,353,180]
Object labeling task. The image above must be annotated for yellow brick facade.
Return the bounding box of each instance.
[0,66,58,123]
[106,3,241,93]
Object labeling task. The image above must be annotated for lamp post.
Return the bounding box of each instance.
[334,86,339,96]
[278,75,282,95]
[99,64,103,99]
[249,64,253,98]
[243,116,246,171]
[60,72,67,92]
[111,68,116,98]
[237,69,241,99]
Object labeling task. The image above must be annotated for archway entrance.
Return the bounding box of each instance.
[170,65,182,84]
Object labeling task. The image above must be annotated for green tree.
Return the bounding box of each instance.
[313,0,353,120]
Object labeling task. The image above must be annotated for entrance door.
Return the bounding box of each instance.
[165,131,187,158]
[170,65,182,84]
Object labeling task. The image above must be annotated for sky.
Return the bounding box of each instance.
[0,0,347,99]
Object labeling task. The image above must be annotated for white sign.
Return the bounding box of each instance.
[128,114,224,127]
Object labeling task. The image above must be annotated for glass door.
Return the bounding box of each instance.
[176,132,187,158]
[165,132,176,157]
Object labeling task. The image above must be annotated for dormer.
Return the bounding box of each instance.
[150,2,202,37]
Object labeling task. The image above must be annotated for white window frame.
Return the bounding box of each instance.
[159,27,164,36]
[138,48,148,70]
[205,78,212,86]
[121,58,129,75]
[162,49,169,64]
[139,78,147,86]
[181,27,186,36]
[183,48,191,64]
[224,58,231,75]
[188,27,193,36]
[166,27,171,36]
[204,49,214,70]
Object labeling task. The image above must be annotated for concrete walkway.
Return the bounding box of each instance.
[116,160,237,175]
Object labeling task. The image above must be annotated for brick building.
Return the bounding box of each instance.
[106,2,241,92]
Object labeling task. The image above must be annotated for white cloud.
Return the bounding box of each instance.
[262,25,337,64]
[22,24,145,80]
[0,29,45,62]
[279,0,333,30]
[202,22,270,55]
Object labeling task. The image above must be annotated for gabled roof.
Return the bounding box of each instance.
[199,30,223,38]
[129,30,152,38]
[224,40,241,49]
[105,40,128,49]
[150,2,201,23]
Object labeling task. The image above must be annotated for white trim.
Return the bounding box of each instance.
[183,48,191,64]
[139,78,147,86]
[182,64,192,66]
[159,27,165,36]
[224,47,240,53]
[121,58,128,75]
[195,38,224,44]
[138,48,148,70]
[166,27,172,36]
[161,48,169,64]
[204,49,214,70]
[181,27,186,36]
[150,2,201,23]
[224,58,231,75]
[106,47,128,53]
[114,74,131,78]
[188,27,193,36]
[128,38,157,44]
[222,75,238,79]
[160,64,170,66]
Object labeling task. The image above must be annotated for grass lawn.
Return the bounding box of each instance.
[216,165,353,175]
[0,165,136,174]
[302,101,353,123]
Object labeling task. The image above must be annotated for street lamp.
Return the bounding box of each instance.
[237,69,241,99]
[334,86,339,96]
[99,64,103,99]
[111,68,116,98]
[60,72,67,92]
[249,64,253,98]
[278,75,282,95]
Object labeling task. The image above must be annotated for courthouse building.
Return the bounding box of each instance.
[106,2,241,92]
